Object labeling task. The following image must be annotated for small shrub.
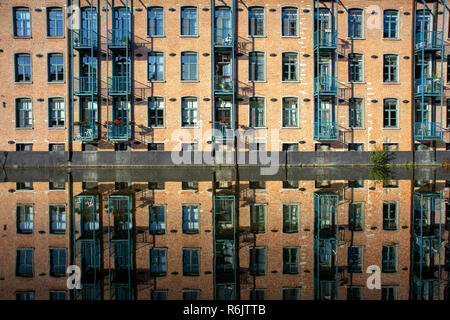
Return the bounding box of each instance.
[370,149,389,167]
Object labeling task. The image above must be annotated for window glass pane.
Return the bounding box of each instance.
[282,8,297,36]
[249,97,265,127]
[249,7,264,36]
[348,9,363,38]
[181,7,197,35]
[48,8,64,37]
[148,7,164,36]
[148,52,164,81]
[384,10,398,38]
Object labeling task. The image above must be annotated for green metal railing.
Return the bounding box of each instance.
[73,29,98,49]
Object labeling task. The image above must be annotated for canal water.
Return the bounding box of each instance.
[1,167,449,300]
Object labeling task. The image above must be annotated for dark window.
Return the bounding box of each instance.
[348,143,363,151]
[50,205,66,234]
[383,10,398,39]
[249,247,266,276]
[249,52,265,81]
[283,247,300,274]
[249,7,264,36]
[181,7,197,36]
[182,205,199,234]
[249,181,265,189]
[348,246,363,273]
[148,181,165,189]
[149,205,166,234]
[15,54,31,82]
[16,143,32,151]
[49,143,65,152]
[250,204,266,233]
[183,248,200,276]
[16,249,33,277]
[150,248,167,276]
[49,291,66,300]
[16,292,34,300]
[383,54,398,83]
[283,204,299,233]
[181,97,198,126]
[349,203,364,231]
[148,52,164,81]
[16,98,33,128]
[148,97,164,127]
[283,288,300,300]
[282,53,298,81]
[349,54,363,82]
[47,7,64,37]
[383,202,398,230]
[17,205,33,234]
[382,246,397,273]
[182,181,198,190]
[148,7,164,36]
[347,287,363,300]
[348,9,363,38]
[14,7,31,37]
[17,182,33,191]
[148,143,164,151]
[49,98,65,127]
[282,143,298,151]
[250,289,266,300]
[48,53,64,82]
[282,7,298,37]
[383,99,398,128]
[249,97,265,127]
[50,248,66,277]
[183,290,201,300]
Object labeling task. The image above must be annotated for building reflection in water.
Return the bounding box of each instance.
[1,172,450,300]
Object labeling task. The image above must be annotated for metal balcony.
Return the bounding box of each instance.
[74,76,97,95]
[314,29,337,49]
[213,121,234,141]
[73,29,98,50]
[108,29,131,48]
[415,31,443,51]
[108,76,131,95]
[214,75,233,93]
[73,123,99,141]
[314,122,338,140]
[214,28,233,46]
[414,122,442,140]
[107,123,133,141]
[314,76,338,94]
[414,78,441,96]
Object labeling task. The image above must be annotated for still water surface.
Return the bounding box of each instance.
[1,167,450,300]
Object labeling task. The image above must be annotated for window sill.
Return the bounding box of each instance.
[248,35,266,38]
[281,36,299,38]
[181,126,200,129]
[348,37,365,40]
[282,80,300,83]
[14,81,33,84]
[147,35,166,38]
[348,127,365,130]
[248,81,267,83]
[148,126,166,129]
[180,35,199,38]
[14,36,32,39]
[383,128,401,130]
[48,127,66,130]
[15,127,34,130]
[281,126,300,129]
[180,80,200,83]
[47,36,65,39]
[383,82,400,85]
[349,81,366,84]
[48,81,66,84]
[148,80,166,83]
[383,37,401,41]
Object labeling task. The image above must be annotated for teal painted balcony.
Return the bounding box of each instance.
[214,28,233,46]
[108,29,131,48]
[213,121,234,141]
[73,123,99,141]
[108,76,131,95]
[314,29,337,49]
[314,76,338,94]
[414,77,441,96]
[314,122,338,140]
[73,29,98,49]
[107,122,133,141]
[415,31,443,51]
[74,76,97,95]
[414,122,441,140]
[214,75,233,93]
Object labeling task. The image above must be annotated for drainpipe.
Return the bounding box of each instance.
[67,0,73,163]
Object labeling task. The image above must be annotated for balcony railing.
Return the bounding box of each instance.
[108,76,131,95]
[73,29,98,49]
[414,122,442,140]
[107,123,133,141]
[213,121,234,140]
[108,29,131,48]
[214,28,233,46]
[73,123,99,141]
[314,76,338,94]
[314,29,337,48]
[314,122,338,140]
[74,76,97,95]
[415,31,443,50]
[414,77,441,95]
[214,75,233,93]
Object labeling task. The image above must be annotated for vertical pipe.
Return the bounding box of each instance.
[68,0,73,161]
